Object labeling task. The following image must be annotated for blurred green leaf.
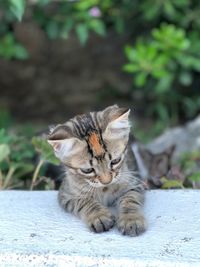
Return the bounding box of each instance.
[60,19,74,39]
[0,144,10,162]
[13,163,35,179]
[37,0,50,6]
[76,23,89,45]
[9,0,25,21]
[124,45,137,61]
[0,129,13,144]
[0,34,28,60]
[89,19,106,36]
[161,177,183,189]
[14,44,28,59]
[115,17,124,34]
[155,74,174,93]
[135,73,147,87]
[188,173,200,183]
[46,21,59,39]
[75,0,98,11]
[123,63,139,73]
[154,103,169,121]
[0,109,13,129]
[179,71,192,85]
[32,137,60,165]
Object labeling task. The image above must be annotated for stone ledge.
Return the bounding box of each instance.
[0,190,199,267]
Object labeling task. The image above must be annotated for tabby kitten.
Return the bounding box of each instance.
[48,105,146,236]
[132,142,175,188]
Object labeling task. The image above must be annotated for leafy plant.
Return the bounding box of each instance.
[9,0,26,21]
[158,150,200,189]
[124,24,200,89]
[0,33,28,60]
[31,136,59,190]
[0,127,60,190]
[0,109,13,129]
[33,0,106,44]
[0,0,200,139]
[161,177,184,189]
[0,129,35,189]
[124,23,200,122]
[32,136,59,165]
[0,0,28,59]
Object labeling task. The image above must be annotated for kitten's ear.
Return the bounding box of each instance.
[139,147,153,165]
[154,155,169,175]
[103,108,131,139]
[47,125,86,161]
[101,104,119,114]
[165,144,176,156]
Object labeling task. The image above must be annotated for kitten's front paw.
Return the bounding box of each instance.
[117,213,147,237]
[87,211,115,233]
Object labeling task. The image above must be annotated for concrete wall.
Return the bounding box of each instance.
[0,190,199,266]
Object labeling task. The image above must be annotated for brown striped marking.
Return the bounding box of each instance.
[88,132,104,156]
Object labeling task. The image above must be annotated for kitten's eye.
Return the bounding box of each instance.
[111,156,121,165]
[80,168,94,174]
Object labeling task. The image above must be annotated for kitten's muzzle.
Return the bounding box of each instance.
[98,174,113,185]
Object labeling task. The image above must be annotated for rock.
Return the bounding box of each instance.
[146,115,200,162]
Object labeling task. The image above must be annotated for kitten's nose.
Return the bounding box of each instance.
[99,174,112,185]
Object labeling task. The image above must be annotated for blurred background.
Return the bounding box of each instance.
[0,0,200,190]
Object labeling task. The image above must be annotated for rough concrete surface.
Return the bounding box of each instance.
[0,190,199,267]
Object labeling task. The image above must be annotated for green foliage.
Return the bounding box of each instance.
[140,0,190,22]
[75,24,89,45]
[124,25,200,121]
[32,136,59,165]
[0,0,200,124]
[177,150,200,188]
[0,144,10,162]
[0,1,28,59]
[133,119,167,143]
[1,124,200,190]
[146,149,200,190]
[180,150,200,168]
[30,137,60,189]
[161,178,184,189]
[9,0,26,21]
[0,109,13,129]
[188,172,200,183]
[0,129,35,189]
[0,34,28,60]
[124,23,200,122]
[0,128,59,190]
[33,0,106,44]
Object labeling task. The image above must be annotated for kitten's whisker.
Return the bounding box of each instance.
[126,177,147,187]
[119,172,145,181]
[116,173,147,187]
[120,171,140,175]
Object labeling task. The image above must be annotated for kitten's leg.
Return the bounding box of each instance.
[58,190,115,233]
[117,188,147,236]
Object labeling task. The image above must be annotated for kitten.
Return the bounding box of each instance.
[48,105,147,236]
[132,142,175,188]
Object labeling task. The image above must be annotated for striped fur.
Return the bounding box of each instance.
[48,105,147,236]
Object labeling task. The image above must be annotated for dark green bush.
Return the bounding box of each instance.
[124,23,200,122]
[0,0,200,122]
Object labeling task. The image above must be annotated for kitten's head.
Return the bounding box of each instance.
[139,145,175,187]
[48,105,130,187]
